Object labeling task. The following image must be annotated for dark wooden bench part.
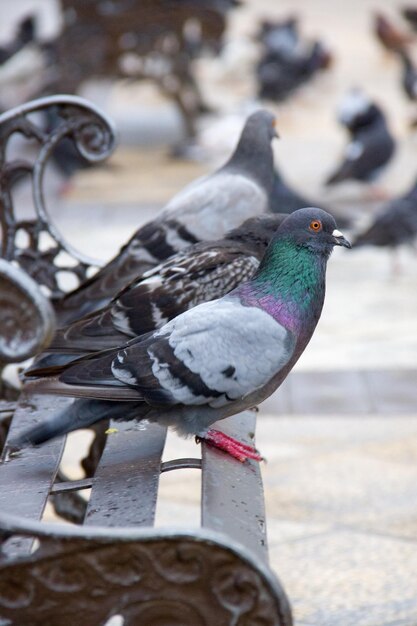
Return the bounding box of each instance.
[0,96,292,625]
[43,0,239,143]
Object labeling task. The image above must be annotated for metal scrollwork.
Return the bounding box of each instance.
[152,542,206,583]
[0,95,116,299]
[0,518,293,626]
[0,259,55,367]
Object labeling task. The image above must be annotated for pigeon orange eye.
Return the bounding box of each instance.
[310,220,322,232]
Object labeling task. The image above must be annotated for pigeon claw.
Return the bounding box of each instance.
[198,428,263,463]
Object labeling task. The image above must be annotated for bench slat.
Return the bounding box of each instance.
[201,411,269,562]
[85,420,167,527]
[0,394,68,555]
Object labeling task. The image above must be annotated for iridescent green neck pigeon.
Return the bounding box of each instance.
[27,214,286,374]
[14,208,350,461]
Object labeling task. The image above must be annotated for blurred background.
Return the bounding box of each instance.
[1,1,417,624]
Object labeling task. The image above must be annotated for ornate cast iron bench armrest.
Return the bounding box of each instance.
[0,94,115,300]
[0,513,291,626]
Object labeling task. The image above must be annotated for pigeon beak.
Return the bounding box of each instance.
[332,229,351,248]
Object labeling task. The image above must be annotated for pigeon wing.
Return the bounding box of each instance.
[55,218,199,324]
[27,244,261,377]
[161,171,269,241]
[109,297,296,409]
[111,244,260,337]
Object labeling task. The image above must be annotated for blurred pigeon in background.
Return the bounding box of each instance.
[352,177,417,251]
[398,49,417,101]
[270,167,319,214]
[270,166,351,227]
[256,15,299,59]
[17,209,351,461]
[325,89,395,188]
[402,6,417,32]
[28,214,287,373]
[0,15,47,112]
[373,11,413,53]
[0,15,35,65]
[257,37,332,102]
[55,109,278,324]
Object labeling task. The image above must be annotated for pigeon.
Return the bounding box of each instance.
[55,109,278,324]
[0,15,36,65]
[352,177,417,249]
[28,214,287,374]
[255,14,332,103]
[373,11,412,53]
[325,89,395,186]
[402,6,417,32]
[270,167,317,214]
[398,49,417,101]
[257,16,300,59]
[257,40,332,102]
[15,208,351,461]
[0,17,46,113]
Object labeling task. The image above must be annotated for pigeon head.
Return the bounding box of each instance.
[244,109,278,142]
[337,90,386,134]
[309,41,333,71]
[225,109,277,193]
[338,89,371,126]
[260,16,299,58]
[235,208,350,335]
[270,207,351,256]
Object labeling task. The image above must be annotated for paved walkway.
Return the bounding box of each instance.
[151,370,417,626]
[263,369,417,416]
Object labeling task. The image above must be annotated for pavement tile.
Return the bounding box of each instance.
[257,415,417,624]
[364,371,417,415]
[270,530,417,626]
[259,416,417,538]
[288,370,374,415]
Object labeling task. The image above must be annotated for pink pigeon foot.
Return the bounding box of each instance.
[197,428,263,462]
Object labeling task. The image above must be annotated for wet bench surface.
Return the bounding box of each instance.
[0,398,293,626]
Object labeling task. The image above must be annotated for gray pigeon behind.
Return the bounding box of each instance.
[56,110,278,324]
[270,166,351,228]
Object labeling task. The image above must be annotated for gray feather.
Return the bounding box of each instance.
[10,399,144,448]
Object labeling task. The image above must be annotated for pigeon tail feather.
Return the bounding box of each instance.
[10,398,144,448]
[26,351,88,377]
